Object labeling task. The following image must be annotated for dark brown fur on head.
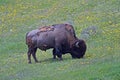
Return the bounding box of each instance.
[71,39,87,58]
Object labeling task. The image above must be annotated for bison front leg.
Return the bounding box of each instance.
[54,47,63,60]
[52,48,57,59]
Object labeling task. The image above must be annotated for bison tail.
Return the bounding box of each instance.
[26,37,32,45]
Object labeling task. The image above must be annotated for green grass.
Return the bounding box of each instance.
[0,0,120,80]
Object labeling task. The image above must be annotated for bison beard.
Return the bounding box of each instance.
[26,23,87,63]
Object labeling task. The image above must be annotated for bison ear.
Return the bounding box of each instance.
[75,41,79,48]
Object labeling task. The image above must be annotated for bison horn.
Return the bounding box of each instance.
[75,41,79,48]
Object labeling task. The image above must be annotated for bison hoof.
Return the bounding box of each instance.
[28,62,32,64]
[59,58,63,61]
[35,61,41,63]
[35,60,38,62]
[53,57,56,60]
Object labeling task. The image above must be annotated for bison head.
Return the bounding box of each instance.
[71,39,87,58]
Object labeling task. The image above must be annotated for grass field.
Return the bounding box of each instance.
[0,0,120,80]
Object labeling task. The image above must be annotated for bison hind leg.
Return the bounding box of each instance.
[27,47,38,64]
[27,47,32,64]
[31,48,39,63]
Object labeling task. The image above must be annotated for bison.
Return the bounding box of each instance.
[26,23,87,63]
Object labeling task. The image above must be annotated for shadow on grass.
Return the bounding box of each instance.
[36,56,86,64]
[36,57,72,64]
